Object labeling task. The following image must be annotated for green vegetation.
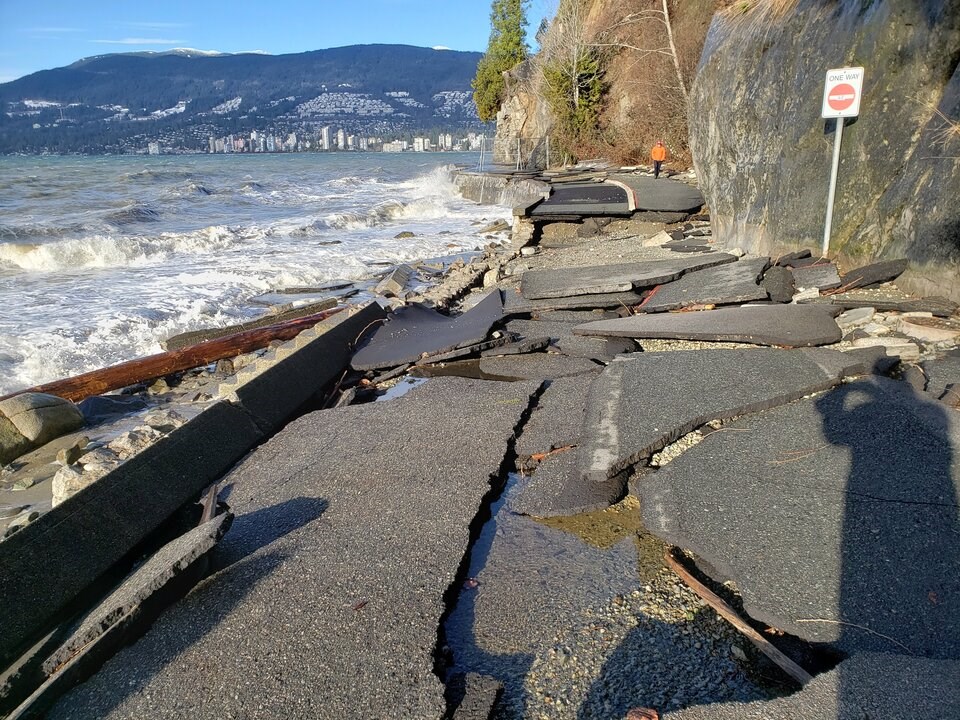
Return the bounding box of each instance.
[536,0,608,160]
[541,46,607,158]
[473,0,530,122]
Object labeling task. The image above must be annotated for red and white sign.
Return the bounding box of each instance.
[822,67,865,118]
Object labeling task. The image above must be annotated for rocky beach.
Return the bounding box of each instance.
[1,160,958,719]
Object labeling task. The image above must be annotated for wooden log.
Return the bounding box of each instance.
[1,307,345,404]
[664,548,814,686]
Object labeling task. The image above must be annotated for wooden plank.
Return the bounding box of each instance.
[1,307,344,403]
[664,548,814,686]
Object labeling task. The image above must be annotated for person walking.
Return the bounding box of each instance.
[651,140,668,179]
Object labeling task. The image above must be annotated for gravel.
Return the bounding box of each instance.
[520,568,774,720]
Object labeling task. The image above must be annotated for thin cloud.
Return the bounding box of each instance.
[122,22,188,29]
[24,27,84,33]
[94,38,185,45]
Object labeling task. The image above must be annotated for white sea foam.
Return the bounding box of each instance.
[0,226,246,272]
[0,153,494,394]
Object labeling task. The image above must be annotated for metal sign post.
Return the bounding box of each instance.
[821,66,864,257]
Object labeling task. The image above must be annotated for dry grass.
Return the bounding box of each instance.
[914,95,960,157]
[720,0,803,21]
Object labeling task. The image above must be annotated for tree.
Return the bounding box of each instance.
[473,0,530,122]
[538,0,608,157]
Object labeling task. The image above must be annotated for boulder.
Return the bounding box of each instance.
[689,1,960,301]
[0,393,84,464]
[0,393,84,445]
[478,219,511,234]
[0,416,31,466]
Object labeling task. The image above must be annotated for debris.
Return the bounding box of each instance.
[664,549,813,686]
[2,307,344,403]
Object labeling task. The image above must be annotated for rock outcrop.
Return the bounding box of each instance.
[689,0,960,300]
[493,59,554,166]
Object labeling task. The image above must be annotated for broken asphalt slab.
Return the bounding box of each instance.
[515,375,598,466]
[519,254,737,300]
[921,351,960,403]
[530,182,631,217]
[509,446,626,517]
[641,376,960,659]
[801,293,959,317]
[662,652,960,720]
[8,514,233,719]
[579,348,875,486]
[446,477,639,715]
[839,258,909,290]
[638,257,770,312]
[48,376,541,720]
[351,290,503,371]
[607,175,705,213]
[502,288,644,316]
[574,305,842,347]
[504,319,635,361]
[478,355,602,381]
[791,263,842,291]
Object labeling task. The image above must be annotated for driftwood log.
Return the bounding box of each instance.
[1,307,344,403]
[664,548,814,686]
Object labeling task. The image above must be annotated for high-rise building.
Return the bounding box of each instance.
[321,126,331,151]
[336,128,346,150]
[208,136,216,153]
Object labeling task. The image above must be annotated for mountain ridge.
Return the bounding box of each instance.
[0,44,484,154]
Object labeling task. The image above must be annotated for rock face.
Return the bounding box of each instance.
[493,59,554,166]
[689,1,960,300]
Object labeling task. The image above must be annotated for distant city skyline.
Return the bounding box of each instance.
[0,0,559,84]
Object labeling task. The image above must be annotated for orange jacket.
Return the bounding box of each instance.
[651,144,667,162]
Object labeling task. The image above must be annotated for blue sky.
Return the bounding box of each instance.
[0,0,559,83]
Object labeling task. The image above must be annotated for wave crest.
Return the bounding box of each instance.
[0,226,246,272]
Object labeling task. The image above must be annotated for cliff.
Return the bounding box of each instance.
[689,0,960,299]
[493,0,719,167]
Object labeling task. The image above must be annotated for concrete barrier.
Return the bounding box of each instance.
[0,303,385,669]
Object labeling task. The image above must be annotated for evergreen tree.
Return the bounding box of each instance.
[472,0,529,123]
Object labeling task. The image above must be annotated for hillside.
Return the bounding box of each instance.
[0,45,484,154]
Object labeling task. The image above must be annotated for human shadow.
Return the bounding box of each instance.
[818,380,960,711]
[46,495,329,719]
[577,377,960,717]
[574,608,768,719]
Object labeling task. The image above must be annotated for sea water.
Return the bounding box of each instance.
[0,152,497,396]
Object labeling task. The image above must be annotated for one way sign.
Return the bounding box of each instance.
[822,67,865,118]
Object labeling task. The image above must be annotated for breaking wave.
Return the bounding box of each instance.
[0,225,247,272]
[324,200,406,229]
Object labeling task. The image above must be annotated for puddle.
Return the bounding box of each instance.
[444,473,643,714]
[374,376,428,402]
[533,495,666,581]
[410,359,523,382]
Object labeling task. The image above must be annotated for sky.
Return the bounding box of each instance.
[0,0,559,84]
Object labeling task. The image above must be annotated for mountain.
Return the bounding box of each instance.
[0,44,484,154]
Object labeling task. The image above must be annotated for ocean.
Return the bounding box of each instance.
[0,152,497,396]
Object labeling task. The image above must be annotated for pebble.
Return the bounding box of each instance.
[521,568,772,719]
